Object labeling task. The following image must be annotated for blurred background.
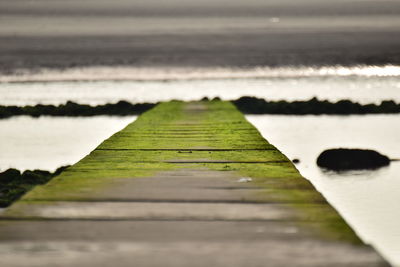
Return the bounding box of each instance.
[1,0,400,71]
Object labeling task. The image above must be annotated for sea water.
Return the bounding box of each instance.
[0,116,135,172]
[0,66,400,106]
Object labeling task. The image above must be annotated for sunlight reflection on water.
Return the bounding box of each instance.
[2,65,400,83]
[1,65,400,106]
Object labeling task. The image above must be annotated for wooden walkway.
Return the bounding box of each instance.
[0,101,388,266]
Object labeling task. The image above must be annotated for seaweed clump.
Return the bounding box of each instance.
[0,101,155,119]
[233,96,400,115]
[0,166,68,207]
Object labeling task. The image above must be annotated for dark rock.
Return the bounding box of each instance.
[0,166,70,207]
[0,169,21,184]
[232,96,400,115]
[0,101,156,119]
[292,159,300,164]
[317,148,390,171]
[22,170,51,183]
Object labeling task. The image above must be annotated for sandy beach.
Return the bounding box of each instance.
[1,0,400,72]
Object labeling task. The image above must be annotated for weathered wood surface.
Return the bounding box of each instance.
[0,101,388,266]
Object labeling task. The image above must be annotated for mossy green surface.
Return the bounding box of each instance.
[4,100,362,244]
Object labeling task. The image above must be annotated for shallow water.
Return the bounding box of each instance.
[0,116,135,172]
[247,114,400,267]
[1,68,400,106]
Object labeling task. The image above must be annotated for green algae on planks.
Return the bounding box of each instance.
[4,100,364,245]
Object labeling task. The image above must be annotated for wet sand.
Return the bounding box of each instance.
[1,0,400,72]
